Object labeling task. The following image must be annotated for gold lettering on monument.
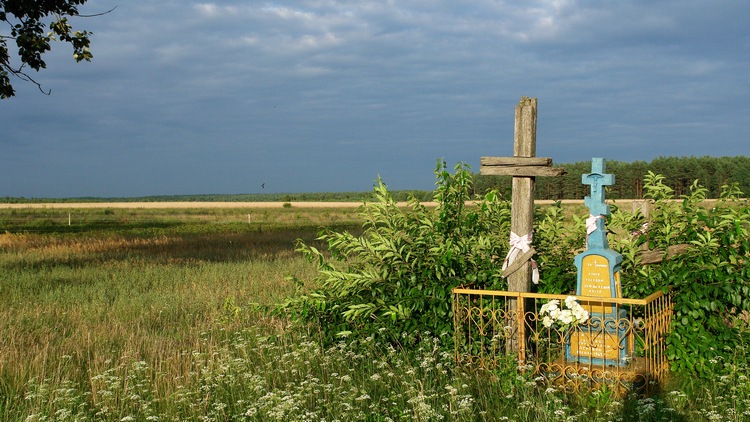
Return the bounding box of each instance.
[581,255,610,296]
[580,255,612,314]
[569,330,622,361]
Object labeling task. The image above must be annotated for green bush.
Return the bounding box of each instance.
[282,161,511,345]
[537,174,750,378]
[658,183,749,377]
[534,202,584,295]
[611,172,750,377]
[282,162,750,378]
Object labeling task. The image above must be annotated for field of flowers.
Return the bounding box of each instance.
[0,206,748,421]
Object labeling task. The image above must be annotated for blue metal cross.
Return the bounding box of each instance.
[582,158,615,217]
[582,158,615,249]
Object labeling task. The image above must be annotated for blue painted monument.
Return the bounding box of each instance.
[565,158,629,367]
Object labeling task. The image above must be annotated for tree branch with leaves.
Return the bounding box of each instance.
[0,0,113,99]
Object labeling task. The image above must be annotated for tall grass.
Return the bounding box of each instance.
[0,208,344,419]
[1,207,748,420]
[10,326,750,421]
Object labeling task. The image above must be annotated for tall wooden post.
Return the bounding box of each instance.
[480,97,566,356]
[509,97,537,294]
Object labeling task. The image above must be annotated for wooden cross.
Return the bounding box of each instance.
[582,158,615,249]
[480,97,566,292]
[480,97,565,355]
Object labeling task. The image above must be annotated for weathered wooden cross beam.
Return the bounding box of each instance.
[480,97,566,355]
[480,97,566,291]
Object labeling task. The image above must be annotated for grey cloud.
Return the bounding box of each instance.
[0,0,747,197]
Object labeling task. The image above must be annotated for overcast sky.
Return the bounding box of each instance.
[2,0,749,198]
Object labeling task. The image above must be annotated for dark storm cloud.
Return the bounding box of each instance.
[1,0,748,197]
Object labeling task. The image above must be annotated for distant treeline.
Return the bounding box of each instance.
[475,155,750,200]
[3,156,748,203]
[0,190,433,204]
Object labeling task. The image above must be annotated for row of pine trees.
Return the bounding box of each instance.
[473,156,750,200]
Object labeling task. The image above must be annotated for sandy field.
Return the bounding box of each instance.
[0,202,370,209]
[0,200,595,209]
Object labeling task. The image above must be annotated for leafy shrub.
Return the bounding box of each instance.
[535,173,750,378]
[282,161,511,345]
[534,202,583,295]
[282,162,750,378]
[610,172,750,377]
[659,184,749,377]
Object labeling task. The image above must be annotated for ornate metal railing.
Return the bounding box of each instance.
[452,288,672,395]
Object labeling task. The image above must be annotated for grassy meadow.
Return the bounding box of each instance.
[1,205,748,421]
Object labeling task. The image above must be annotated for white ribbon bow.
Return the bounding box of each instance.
[502,231,540,284]
[585,214,602,247]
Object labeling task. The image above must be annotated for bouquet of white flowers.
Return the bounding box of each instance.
[539,296,590,329]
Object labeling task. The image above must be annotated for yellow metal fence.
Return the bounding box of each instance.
[452,288,672,395]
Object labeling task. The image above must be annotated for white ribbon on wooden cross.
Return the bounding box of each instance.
[585,214,603,248]
[502,231,540,284]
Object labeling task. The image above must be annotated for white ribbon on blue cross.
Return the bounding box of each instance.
[585,214,603,248]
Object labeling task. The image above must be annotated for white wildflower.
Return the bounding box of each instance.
[540,296,588,327]
[540,300,559,315]
[572,306,589,323]
[542,316,554,328]
[548,307,561,319]
[559,309,574,325]
[355,392,371,401]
